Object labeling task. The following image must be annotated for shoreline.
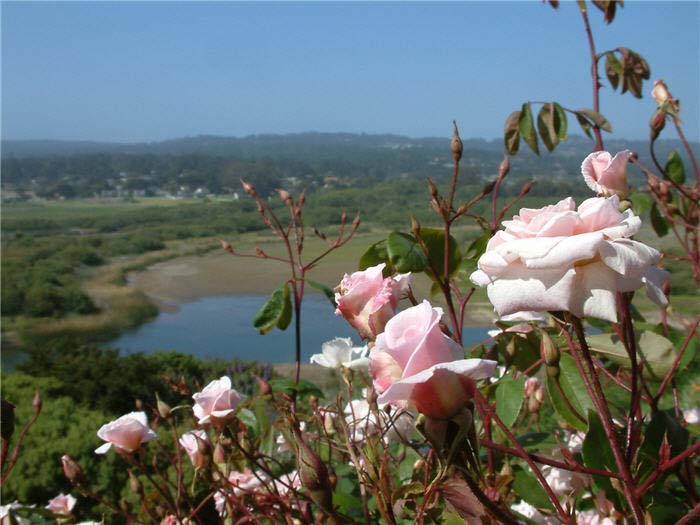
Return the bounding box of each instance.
[126,248,497,327]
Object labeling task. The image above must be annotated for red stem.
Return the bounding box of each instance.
[579,4,604,152]
[673,116,700,185]
[474,391,570,521]
[568,316,644,524]
[654,316,700,403]
[480,439,621,479]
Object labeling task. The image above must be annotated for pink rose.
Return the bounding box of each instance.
[228,468,269,495]
[335,263,411,340]
[95,411,157,454]
[470,196,668,322]
[179,429,209,468]
[160,516,180,525]
[581,150,632,198]
[46,493,76,515]
[192,376,244,425]
[369,301,497,419]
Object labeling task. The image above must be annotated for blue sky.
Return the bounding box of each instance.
[2,1,698,143]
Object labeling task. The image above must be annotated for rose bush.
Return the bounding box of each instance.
[94,411,157,455]
[369,301,497,419]
[334,263,411,340]
[470,195,668,322]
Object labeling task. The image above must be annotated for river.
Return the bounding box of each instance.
[107,294,491,363]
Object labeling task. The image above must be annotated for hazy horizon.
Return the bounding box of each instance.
[2,2,698,143]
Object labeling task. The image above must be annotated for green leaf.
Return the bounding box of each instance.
[512,466,554,510]
[650,202,669,237]
[582,410,618,495]
[460,229,491,274]
[575,112,593,139]
[587,331,676,381]
[358,240,390,272]
[307,279,336,307]
[665,150,686,185]
[253,283,292,334]
[519,103,539,155]
[419,228,462,281]
[516,432,557,451]
[504,110,521,155]
[237,408,258,437]
[269,377,324,399]
[386,231,428,273]
[545,353,595,431]
[537,103,559,152]
[605,51,622,90]
[645,493,686,524]
[552,102,568,141]
[628,192,652,216]
[576,108,613,133]
[495,373,526,428]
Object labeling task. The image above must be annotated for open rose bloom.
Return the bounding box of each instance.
[310,337,369,370]
[95,411,157,454]
[46,493,76,515]
[192,376,244,425]
[581,150,632,198]
[471,196,668,322]
[335,263,411,340]
[370,301,497,419]
[179,429,209,468]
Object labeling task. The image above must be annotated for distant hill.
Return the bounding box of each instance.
[2,132,695,200]
[2,132,693,161]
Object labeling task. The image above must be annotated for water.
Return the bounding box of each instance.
[107,294,491,363]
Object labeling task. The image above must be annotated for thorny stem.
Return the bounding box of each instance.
[578,2,604,152]
[126,453,181,519]
[673,116,700,185]
[635,441,700,497]
[473,390,570,522]
[677,504,700,525]
[490,155,508,234]
[442,154,462,343]
[568,316,645,525]
[78,484,140,524]
[0,408,40,485]
[617,292,642,464]
[654,315,700,403]
[480,440,620,479]
[454,467,525,525]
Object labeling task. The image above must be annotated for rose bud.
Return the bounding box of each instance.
[451,121,463,162]
[61,455,84,485]
[651,80,672,106]
[540,331,560,366]
[293,428,333,514]
[581,150,633,198]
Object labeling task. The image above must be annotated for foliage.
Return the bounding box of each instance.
[1,373,127,514]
